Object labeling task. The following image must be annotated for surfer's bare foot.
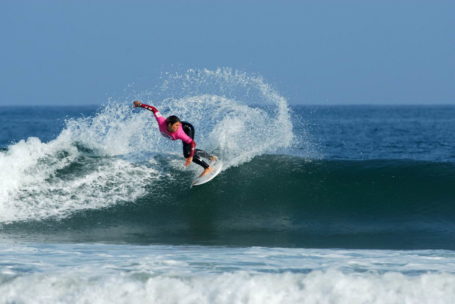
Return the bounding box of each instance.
[199,167,213,177]
[209,155,218,162]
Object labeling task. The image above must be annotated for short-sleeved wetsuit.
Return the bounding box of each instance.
[139,103,210,169]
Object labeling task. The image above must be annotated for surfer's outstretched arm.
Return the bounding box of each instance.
[133,101,165,123]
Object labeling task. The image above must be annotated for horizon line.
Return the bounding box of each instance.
[1,103,455,107]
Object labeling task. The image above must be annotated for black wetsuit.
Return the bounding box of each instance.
[182,122,211,169]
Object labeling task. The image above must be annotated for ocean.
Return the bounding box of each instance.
[1,70,455,303]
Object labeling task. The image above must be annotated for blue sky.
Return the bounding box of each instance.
[1,0,454,105]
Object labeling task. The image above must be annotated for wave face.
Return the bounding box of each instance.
[3,155,455,249]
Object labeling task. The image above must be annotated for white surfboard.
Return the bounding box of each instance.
[192,160,223,186]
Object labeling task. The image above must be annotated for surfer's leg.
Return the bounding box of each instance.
[183,143,210,169]
[195,149,210,158]
[193,155,210,169]
[194,155,213,177]
[181,122,213,175]
[195,149,216,161]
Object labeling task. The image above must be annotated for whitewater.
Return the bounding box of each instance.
[1,243,455,304]
[1,69,455,303]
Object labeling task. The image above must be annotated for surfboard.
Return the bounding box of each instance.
[192,159,223,186]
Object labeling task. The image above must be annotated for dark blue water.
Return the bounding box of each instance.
[296,105,455,162]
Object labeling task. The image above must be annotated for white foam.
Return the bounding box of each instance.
[0,132,159,223]
[1,244,455,304]
[1,269,454,304]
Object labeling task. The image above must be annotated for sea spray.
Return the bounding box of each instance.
[65,68,295,167]
[128,68,296,167]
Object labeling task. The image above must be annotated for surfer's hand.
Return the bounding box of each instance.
[184,157,192,167]
[133,101,142,108]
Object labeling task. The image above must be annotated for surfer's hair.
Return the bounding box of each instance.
[166,115,181,126]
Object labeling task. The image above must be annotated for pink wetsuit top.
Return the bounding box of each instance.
[140,103,196,157]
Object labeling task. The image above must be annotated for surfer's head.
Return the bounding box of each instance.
[166,115,181,132]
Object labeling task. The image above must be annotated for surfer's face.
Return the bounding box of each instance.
[167,122,181,133]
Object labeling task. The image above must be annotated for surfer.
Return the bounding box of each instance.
[133,101,216,177]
